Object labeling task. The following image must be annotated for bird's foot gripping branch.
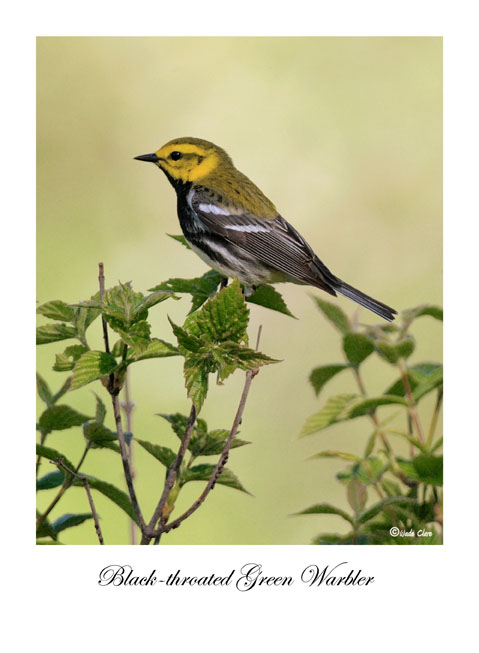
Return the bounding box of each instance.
[36,263,282,545]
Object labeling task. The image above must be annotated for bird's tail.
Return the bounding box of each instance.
[334,280,397,322]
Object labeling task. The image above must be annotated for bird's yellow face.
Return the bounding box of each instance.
[142,138,232,184]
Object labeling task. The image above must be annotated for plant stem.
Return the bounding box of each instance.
[426,388,443,449]
[141,404,197,544]
[121,370,137,544]
[52,458,105,544]
[36,444,90,533]
[398,358,425,442]
[98,262,145,531]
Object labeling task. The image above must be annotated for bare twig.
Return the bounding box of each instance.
[152,324,264,540]
[51,457,104,545]
[141,404,197,544]
[121,371,137,544]
[98,262,145,531]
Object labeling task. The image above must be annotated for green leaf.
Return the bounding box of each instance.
[299,394,358,436]
[309,450,362,462]
[294,503,354,525]
[36,471,65,490]
[343,332,374,367]
[36,513,57,539]
[191,429,250,456]
[167,233,191,249]
[150,271,222,313]
[133,290,173,315]
[117,320,151,355]
[38,405,92,431]
[183,357,209,411]
[402,304,443,323]
[182,464,251,494]
[375,335,416,364]
[53,344,89,372]
[72,292,102,338]
[347,477,367,514]
[36,323,77,345]
[346,395,408,419]
[357,497,416,524]
[71,351,118,390]
[247,285,296,318]
[73,476,139,525]
[313,297,351,334]
[36,373,53,406]
[135,338,179,361]
[211,341,278,382]
[169,319,203,353]
[51,377,72,403]
[309,364,349,397]
[412,367,443,402]
[412,455,443,485]
[83,422,118,450]
[51,513,93,534]
[136,439,176,468]
[94,393,107,424]
[186,279,249,344]
[37,300,75,322]
[36,444,76,475]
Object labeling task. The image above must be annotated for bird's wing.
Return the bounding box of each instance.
[190,189,339,291]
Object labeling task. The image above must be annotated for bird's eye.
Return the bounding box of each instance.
[170,151,182,161]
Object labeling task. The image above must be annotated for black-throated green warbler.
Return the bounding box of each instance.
[135,137,397,321]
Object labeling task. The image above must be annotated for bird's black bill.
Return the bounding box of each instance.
[134,152,160,163]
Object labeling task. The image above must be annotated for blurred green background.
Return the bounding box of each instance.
[37,37,442,544]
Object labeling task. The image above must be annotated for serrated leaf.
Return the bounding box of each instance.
[169,319,202,353]
[117,320,151,355]
[36,323,77,345]
[212,341,278,381]
[294,503,354,525]
[343,332,374,366]
[346,395,408,418]
[37,300,75,322]
[375,335,416,364]
[192,429,250,456]
[36,471,65,490]
[135,338,179,361]
[183,358,209,411]
[39,405,92,431]
[51,513,93,534]
[83,422,118,448]
[186,279,249,344]
[309,364,349,397]
[71,351,118,390]
[384,363,442,397]
[134,290,173,315]
[136,439,176,468]
[36,444,76,475]
[357,497,416,524]
[36,373,53,406]
[412,455,443,485]
[412,367,443,402]
[299,394,358,436]
[247,285,296,318]
[150,270,222,313]
[313,297,351,334]
[182,464,251,493]
[72,476,139,525]
[53,344,89,372]
[94,393,107,424]
[347,477,367,514]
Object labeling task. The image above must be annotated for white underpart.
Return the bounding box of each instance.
[224,224,269,233]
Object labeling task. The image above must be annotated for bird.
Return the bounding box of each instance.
[135,137,397,321]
